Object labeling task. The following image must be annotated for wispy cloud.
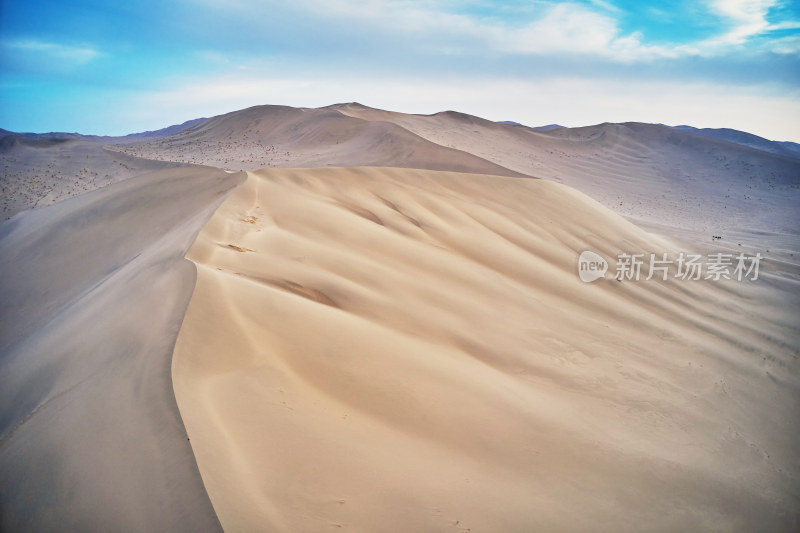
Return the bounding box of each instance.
[584,0,620,13]
[769,34,800,54]
[240,0,678,62]
[673,0,800,55]
[309,1,666,61]
[185,0,797,63]
[707,0,774,44]
[480,4,677,61]
[4,40,102,64]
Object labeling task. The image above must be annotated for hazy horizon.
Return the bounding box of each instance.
[5,100,800,147]
[1,0,799,142]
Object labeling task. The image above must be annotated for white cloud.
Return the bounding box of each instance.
[699,0,800,53]
[489,3,617,55]
[584,0,620,12]
[768,34,800,54]
[707,0,774,43]
[487,5,678,61]
[307,1,677,62]
[183,0,799,62]
[5,40,102,64]
[769,20,800,31]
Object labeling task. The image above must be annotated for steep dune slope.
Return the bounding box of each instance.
[116,105,524,177]
[174,167,799,532]
[0,167,245,532]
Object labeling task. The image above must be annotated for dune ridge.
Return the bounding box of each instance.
[108,103,800,253]
[173,166,799,532]
[115,105,524,178]
[333,104,800,239]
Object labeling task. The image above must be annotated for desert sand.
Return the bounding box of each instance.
[0,166,244,531]
[173,167,798,532]
[0,135,191,221]
[114,105,525,178]
[332,104,800,243]
[1,104,798,532]
[115,103,800,253]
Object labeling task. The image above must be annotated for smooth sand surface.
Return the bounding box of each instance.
[173,167,799,532]
[0,166,245,531]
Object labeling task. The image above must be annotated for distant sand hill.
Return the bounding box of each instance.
[1,105,798,532]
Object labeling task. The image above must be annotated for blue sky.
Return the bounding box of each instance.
[1,0,799,141]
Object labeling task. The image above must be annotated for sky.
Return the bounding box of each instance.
[1,0,799,141]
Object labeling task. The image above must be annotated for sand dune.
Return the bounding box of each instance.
[0,166,244,531]
[2,102,798,531]
[173,166,799,532]
[334,103,800,241]
[111,102,799,253]
[114,105,523,177]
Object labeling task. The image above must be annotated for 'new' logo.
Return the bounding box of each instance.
[578,251,607,283]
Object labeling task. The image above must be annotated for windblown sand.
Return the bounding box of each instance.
[173,167,799,532]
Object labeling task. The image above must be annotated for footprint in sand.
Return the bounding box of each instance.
[225,243,254,253]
